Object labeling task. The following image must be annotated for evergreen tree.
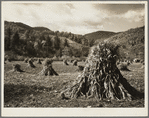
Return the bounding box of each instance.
[46,36,52,47]
[64,39,69,47]
[5,27,12,50]
[24,30,30,40]
[74,36,78,42]
[10,31,20,51]
[5,36,10,51]
[26,41,36,56]
[54,35,60,50]
[88,38,95,47]
[45,36,53,57]
[77,38,81,44]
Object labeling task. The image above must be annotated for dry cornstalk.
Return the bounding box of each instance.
[7,64,24,73]
[7,58,11,62]
[37,58,42,64]
[24,58,28,63]
[127,62,130,66]
[27,59,36,68]
[72,60,78,66]
[63,60,69,65]
[77,65,84,71]
[60,42,143,101]
[38,58,58,76]
[70,60,73,63]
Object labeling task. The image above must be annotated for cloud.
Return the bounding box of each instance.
[2,2,145,34]
[93,4,145,15]
[118,9,145,22]
[57,3,108,33]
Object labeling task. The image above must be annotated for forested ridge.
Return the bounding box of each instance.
[4,21,145,61]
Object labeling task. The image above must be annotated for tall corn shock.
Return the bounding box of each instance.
[61,42,143,101]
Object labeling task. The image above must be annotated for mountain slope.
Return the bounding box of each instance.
[5,21,52,32]
[33,27,51,32]
[84,31,117,43]
[105,26,145,60]
[4,21,89,57]
[4,20,144,60]
[14,22,33,30]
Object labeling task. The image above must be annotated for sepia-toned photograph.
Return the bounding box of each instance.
[1,1,148,117]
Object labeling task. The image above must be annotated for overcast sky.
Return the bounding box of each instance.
[2,2,145,35]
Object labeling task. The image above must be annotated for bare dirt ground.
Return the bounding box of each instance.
[4,61,145,107]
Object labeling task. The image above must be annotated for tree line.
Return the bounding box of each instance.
[4,26,91,58]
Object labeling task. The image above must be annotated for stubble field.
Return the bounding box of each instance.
[4,60,145,107]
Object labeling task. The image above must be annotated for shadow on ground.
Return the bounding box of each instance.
[4,83,52,103]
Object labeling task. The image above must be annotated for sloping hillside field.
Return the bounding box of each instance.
[4,61,144,107]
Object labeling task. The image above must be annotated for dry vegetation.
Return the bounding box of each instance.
[4,60,144,107]
[60,43,144,101]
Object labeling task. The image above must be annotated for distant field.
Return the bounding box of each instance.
[4,61,145,107]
